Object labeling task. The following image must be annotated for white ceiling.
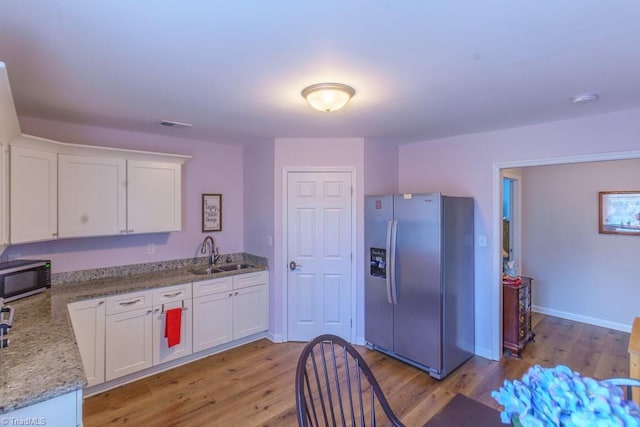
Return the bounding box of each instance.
[1,1,640,145]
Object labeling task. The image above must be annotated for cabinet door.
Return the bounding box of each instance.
[152,299,193,365]
[105,307,153,381]
[68,298,106,387]
[10,145,57,243]
[193,292,233,352]
[58,154,126,238]
[127,160,182,234]
[232,284,268,340]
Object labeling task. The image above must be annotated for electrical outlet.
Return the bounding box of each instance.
[266,235,273,247]
[478,235,487,247]
[147,244,156,254]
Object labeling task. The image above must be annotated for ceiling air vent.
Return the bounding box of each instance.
[159,120,193,128]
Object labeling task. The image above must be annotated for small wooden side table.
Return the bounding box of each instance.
[629,317,640,404]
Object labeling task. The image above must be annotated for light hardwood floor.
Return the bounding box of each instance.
[84,313,630,426]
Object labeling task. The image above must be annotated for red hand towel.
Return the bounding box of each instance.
[165,307,182,348]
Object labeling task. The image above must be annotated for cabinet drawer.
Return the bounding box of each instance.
[152,283,192,305]
[518,326,528,342]
[233,271,268,290]
[193,276,232,297]
[106,290,153,315]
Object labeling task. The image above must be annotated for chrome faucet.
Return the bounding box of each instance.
[200,236,220,266]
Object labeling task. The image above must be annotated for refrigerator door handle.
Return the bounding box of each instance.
[385,220,393,304]
[390,220,399,304]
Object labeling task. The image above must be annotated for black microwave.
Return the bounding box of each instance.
[0,259,51,302]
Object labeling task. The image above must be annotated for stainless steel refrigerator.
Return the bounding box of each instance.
[365,193,474,379]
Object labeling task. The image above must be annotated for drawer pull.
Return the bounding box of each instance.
[519,315,525,323]
[519,329,525,338]
[119,299,142,306]
[162,291,182,298]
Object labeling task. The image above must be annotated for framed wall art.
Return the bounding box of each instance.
[598,191,640,235]
[202,194,222,232]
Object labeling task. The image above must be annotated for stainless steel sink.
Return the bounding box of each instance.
[216,263,254,272]
[190,267,220,275]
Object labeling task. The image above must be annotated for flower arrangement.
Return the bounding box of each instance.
[491,365,640,427]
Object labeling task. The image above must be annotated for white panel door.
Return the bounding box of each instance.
[58,154,127,237]
[287,171,353,341]
[127,160,182,234]
[10,145,57,243]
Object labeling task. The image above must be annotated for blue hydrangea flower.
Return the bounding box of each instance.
[491,365,640,426]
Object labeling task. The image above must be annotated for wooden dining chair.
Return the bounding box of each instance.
[601,377,640,402]
[295,334,406,427]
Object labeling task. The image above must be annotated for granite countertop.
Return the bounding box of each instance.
[0,257,267,414]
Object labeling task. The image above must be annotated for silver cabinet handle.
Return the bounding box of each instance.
[98,301,105,306]
[119,299,141,306]
[154,308,161,313]
[146,310,152,314]
[163,291,182,298]
[127,229,134,233]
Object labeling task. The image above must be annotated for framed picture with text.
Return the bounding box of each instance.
[599,191,640,235]
[202,194,222,232]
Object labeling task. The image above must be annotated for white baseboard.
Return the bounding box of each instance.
[474,345,494,360]
[533,305,632,333]
[267,331,282,343]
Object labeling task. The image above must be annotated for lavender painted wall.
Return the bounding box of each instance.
[364,139,398,195]
[272,138,365,343]
[243,140,275,338]
[399,107,640,358]
[521,159,640,329]
[8,117,244,273]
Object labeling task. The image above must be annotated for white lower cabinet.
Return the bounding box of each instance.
[2,389,82,427]
[67,298,106,387]
[193,271,268,353]
[193,276,233,352]
[105,291,154,381]
[152,283,193,365]
[67,271,268,391]
[233,278,268,340]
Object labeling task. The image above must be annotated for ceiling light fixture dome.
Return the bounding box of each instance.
[301,83,355,112]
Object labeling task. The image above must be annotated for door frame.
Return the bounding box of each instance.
[281,167,357,343]
[501,170,522,274]
[490,149,640,361]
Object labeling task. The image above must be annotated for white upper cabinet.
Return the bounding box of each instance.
[0,63,21,248]
[127,160,182,234]
[9,137,188,243]
[0,62,20,145]
[10,144,58,243]
[58,154,127,238]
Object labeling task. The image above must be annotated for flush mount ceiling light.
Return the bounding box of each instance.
[301,83,355,112]
[571,93,599,104]
[159,120,193,128]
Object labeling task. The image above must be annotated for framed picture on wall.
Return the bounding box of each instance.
[598,191,640,235]
[202,194,222,232]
